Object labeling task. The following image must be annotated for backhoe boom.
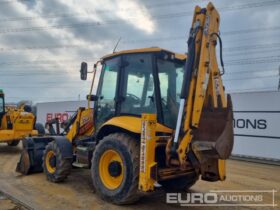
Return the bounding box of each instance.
[168,3,233,180]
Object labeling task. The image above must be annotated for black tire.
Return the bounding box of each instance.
[159,171,198,192]
[35,123,45,135]
[7,140,20,146]
[43,141,72,182]
[91,133,140,204]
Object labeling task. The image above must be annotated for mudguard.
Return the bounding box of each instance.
[52,136,73,159]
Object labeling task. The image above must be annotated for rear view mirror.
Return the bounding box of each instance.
[80,62,88,80]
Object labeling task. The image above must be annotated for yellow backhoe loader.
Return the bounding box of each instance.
[17,2,233,204]
[0,89,44,146]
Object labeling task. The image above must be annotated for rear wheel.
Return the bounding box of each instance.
[159,171,198,192]
[43,141,72,182]
[7,140,20,146]
[91,133,140,204]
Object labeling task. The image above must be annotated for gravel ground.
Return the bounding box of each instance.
[0,191,28,210]
[0,143,279,210]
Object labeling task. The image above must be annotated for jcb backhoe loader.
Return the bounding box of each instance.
[0,89,44,146]
[17,2,233,204]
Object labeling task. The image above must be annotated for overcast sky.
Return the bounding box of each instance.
[0,0,279,103]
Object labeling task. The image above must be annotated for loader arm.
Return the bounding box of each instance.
[168,3,233,180]
[65,107,95,142]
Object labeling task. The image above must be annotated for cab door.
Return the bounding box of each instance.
[119,53,157,116]
[95,57,120,128]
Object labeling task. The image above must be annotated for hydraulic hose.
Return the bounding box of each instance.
[211,32,225,75]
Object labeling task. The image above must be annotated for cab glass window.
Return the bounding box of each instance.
[121,54,156,115]
[96,57,119,126]
[157,58,184,128]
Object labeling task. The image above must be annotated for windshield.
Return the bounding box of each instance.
[95,57,119,127]
[157,58,184,128]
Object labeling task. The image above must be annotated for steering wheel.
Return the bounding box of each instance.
[126,93,141,105]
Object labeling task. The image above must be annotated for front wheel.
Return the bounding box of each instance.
[91,133,140,204]
[43,141,72,182]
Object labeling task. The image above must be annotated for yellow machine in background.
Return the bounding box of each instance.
[0,89,44,146]
[17,2,234,205]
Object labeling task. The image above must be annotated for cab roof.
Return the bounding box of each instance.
[101,47,187,61]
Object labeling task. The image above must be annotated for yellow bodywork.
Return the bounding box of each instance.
[66,108,95,142]
[0,105,38,143]
[101,116,172,134]
[218,159,226,181]
[139,114,157,192]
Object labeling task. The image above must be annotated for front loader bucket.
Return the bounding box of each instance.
[16,137,52,175]
[191,95,234,161]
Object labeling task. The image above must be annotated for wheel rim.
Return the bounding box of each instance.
[45,150,56,174]
[99,149,124,190]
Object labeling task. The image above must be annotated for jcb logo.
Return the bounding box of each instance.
[81,116,90,125]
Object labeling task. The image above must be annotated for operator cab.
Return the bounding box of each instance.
[81,48,186,129]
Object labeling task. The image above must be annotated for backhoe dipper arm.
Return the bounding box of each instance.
[171,3,233,169]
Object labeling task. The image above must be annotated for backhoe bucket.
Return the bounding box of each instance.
[191,94,234,164]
